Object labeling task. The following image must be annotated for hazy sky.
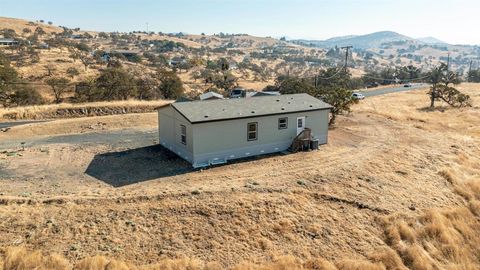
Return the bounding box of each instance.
[1,0,479,44]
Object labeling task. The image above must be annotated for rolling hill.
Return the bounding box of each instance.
[293,31,415,49]
[416,36,447,45]
[292,31,453,49]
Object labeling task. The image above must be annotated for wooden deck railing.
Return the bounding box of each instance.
[290,128,312,152]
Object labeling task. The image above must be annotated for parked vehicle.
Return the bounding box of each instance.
[229,88,246,98]
[404,83,413,87]
[366,82,379,88]
[352,92,365,100]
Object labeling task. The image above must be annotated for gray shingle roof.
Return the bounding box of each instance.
[170,93,332,123]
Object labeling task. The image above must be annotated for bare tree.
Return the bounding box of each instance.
[44,64,56,77]
[45,77,70,103]
[428,63,469,108]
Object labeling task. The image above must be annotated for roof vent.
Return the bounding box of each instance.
[281,107,285,110]
[287,102,291,104]
[204,115,209,118]
[309,105,313,107]
[276,99,280,102]
[251,111,255,114]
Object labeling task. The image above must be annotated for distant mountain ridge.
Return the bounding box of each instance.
[416,36,447,45]
[292,31,449,49]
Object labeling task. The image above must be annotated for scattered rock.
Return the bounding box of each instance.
[297,180,306,186]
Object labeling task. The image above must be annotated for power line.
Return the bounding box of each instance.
[446,52,450,72]
[341,46,353,73]
[316,65,346,80]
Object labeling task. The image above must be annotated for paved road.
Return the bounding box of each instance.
[358,83,427,97]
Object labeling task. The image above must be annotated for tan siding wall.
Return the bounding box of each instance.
[192,110,329,157]
[158,106,194,161]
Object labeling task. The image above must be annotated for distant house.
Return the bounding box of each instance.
[228,61,238,70]
[103,50,140,62]
[157,94,332,168]
[199,92,225,100]
[38,42,49,49]
[169,56,187,67]
[0,38,18,46]
[69,34,83,39]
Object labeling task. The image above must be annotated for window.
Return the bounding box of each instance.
[278,117,288,129]
[247,122,257,141]
[180,124,186,145]
[297,118,303,128]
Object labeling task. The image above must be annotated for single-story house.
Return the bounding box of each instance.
[0,38,19,46]
[169,56,187,67]
[103,50,140,62]
[157,93,332,168]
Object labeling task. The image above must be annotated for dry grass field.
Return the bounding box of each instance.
[0,84,479,269]
[0,17,62,35]
[0,99,171,121]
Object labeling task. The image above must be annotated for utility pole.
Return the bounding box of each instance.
[446,52,450,72]
[468,60,473,82]
[341,46,353,73]
[146,22,149,33]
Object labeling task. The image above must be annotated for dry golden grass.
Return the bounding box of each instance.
[0,17,62,35]
[2,246,69,270]
[380,175,480,269]
[334,260,385,270]
[368,247,407,270]
[3,249,386,270]
[0,99,171,120]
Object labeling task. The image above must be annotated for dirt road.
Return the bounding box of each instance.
[0,128,158,149]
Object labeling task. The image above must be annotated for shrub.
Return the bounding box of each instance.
[10,86,44,106]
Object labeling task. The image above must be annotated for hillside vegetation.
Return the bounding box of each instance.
[2,17,479,108]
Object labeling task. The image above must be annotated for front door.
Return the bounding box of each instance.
[296,116,306,135]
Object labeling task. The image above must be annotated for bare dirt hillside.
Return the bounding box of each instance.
[0,84,479,269]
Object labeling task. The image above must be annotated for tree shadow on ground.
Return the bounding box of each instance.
[417,106,450,112]
[85,145,194,187]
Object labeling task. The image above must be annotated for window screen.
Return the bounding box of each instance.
[180,124,186,145]
[278,117,288,129]
[247,122,257,141]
